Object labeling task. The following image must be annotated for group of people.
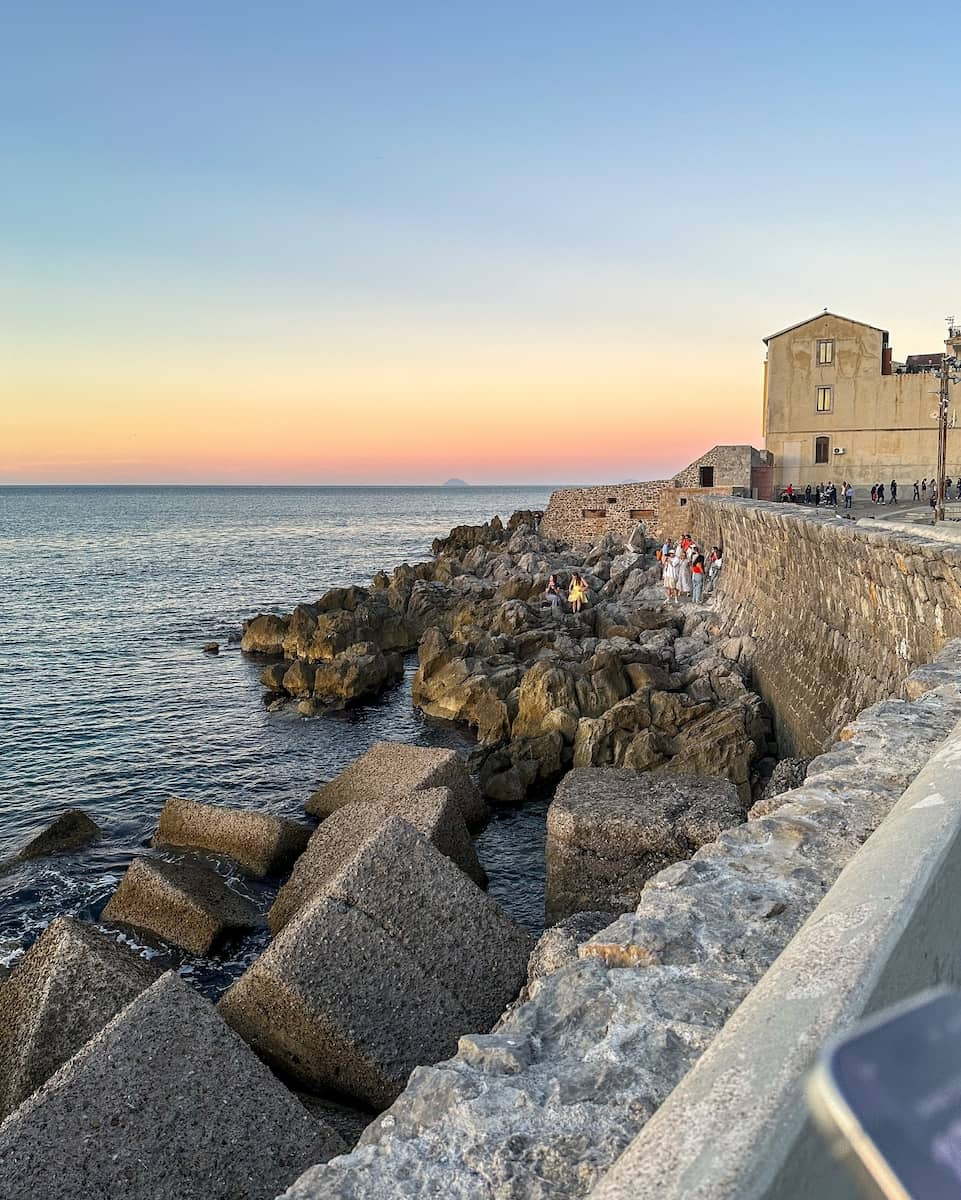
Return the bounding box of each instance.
[869,481,897,504]
[658,535,721,606]
[912,478,961,505]
[780,481,846,507]
[544,571,589,616]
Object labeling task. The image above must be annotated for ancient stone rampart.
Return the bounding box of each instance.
[540,481,668,543]
[686,495,961,755]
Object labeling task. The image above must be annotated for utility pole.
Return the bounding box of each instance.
[935,319,961,523]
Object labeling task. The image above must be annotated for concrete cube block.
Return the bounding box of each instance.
[220,817,532,1109]
[153,795,312,878]
[545,768,743,922]
[102,856,262,955]
[269,787,486,934]
[305,741,487,828]
[12,810,100,861]
[0,917,159,1121]
[0,972,345,1200]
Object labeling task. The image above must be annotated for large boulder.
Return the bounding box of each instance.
[0,972,345,1200]
[0,917,159,1121]
[544,769,744,922]
[12,810,100,862]
[219,818,532,1109]
[102,857,262,955]
[306,741,487,828]
[240,613,289,655]
[311,644,403,707]
[269,788,486,934]
[153,796,312,879]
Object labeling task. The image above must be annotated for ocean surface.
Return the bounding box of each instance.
[0,485,553,995]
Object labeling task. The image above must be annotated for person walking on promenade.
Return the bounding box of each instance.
[691,552,705,604]
[877,482,885,504]
[890,480,897,504]
[870,484,877,504]
[914,480,921,500]
[662,550,678,604]
[568,572,587,615]
[845,483,854,510]
[804,484,812,505]
[545,574,563,617]
[922,478,928,499]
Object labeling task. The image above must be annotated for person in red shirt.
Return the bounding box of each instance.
[691,551,706,604]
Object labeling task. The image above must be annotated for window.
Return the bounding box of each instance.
[629,508,654,519]
[698,466,715,487]
[815,436,830,464]
[817,340,834,365]
[816,386,833,412]
[606,497,617,504]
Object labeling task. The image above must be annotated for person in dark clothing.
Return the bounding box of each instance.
[890,480,897,504]
[914,480,920,500]
[804,484,812,504]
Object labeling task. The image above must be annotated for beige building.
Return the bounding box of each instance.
[763,311,960,493]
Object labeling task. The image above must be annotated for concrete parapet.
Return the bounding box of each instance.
[590,712,961,1200]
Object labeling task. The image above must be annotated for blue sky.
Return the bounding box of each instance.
[1,2,957,483]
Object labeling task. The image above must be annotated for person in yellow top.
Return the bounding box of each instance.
[568,571,588,614]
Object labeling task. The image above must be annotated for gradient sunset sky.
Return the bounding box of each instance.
[2,2,957,485]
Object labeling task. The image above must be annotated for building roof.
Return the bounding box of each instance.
[763,311,889,345]
[904,353,942,372]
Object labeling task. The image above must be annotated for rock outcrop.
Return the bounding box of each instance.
[0,972,345,1200]
[220,817,532,1109]
[306,741,487,829]
[269,787,486,934]
[11,810,101,862]
[0,917,159,1121]
[102,857,262,955]
[544,770,743,922]
[153,796,312,879]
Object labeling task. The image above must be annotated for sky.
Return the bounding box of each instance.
[1,1,957,485]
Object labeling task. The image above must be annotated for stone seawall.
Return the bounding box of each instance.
[686,496,961,755]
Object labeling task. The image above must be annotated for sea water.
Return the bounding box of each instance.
[0,485,553,993]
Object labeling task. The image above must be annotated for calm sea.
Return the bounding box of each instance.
[0,485,553,993]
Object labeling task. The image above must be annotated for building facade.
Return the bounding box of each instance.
[763,311,960,493]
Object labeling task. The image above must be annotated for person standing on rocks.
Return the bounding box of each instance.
[691,552,705,604]
[544,574,563,617]
[676,548,692,601]
[662,550,678,603]
[568,572,587,614]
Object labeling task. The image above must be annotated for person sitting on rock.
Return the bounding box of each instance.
[544,574,563,617]
[568,572,587,614]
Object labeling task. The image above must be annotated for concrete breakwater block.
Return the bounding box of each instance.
[544,769,743,922]
[220,817,532,1109]
[102,856,262,955]
[306,741,488,828]
[153,795,312,878]
[269,788,486,934]
[0,972,346,1200]
[0,916,159,1122]
[12,809,101,862]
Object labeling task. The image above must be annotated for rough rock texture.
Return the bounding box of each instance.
[12,810,101,861]
[545,769,743,922]
[0,972,345,1200]
[311,644,404,707]
[306,741,487,828]
[240,612,289,655]
[220,818,532,1109]
[274,651,961,1200]
[520,911,617,1000]
[749,756,811,817]
[153,795,312,878]
[270,788,485,933]
[0,917,159,1121]
[102,857,262,955]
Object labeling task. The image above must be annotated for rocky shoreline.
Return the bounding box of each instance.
[0,509,797,1199]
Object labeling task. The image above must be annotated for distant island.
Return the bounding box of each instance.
[442,478,469,487]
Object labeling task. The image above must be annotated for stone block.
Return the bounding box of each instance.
[269,787,485,934]
[0,917,159,1121]
[13,810,100,861]
[0,972,345,1200]
[544,768,743,922]
[153,795,312,879]
[305,740,487,828]
[102,856,262,955]
[220,817,532,1109]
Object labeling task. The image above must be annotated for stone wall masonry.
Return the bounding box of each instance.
[685,495,961,755]
[540,481,668,544]
[278,642,961,1200]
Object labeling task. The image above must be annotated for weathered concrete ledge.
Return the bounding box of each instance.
[591,688,961,1200]
[686,495,961,756]
[278,640,961,1200]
